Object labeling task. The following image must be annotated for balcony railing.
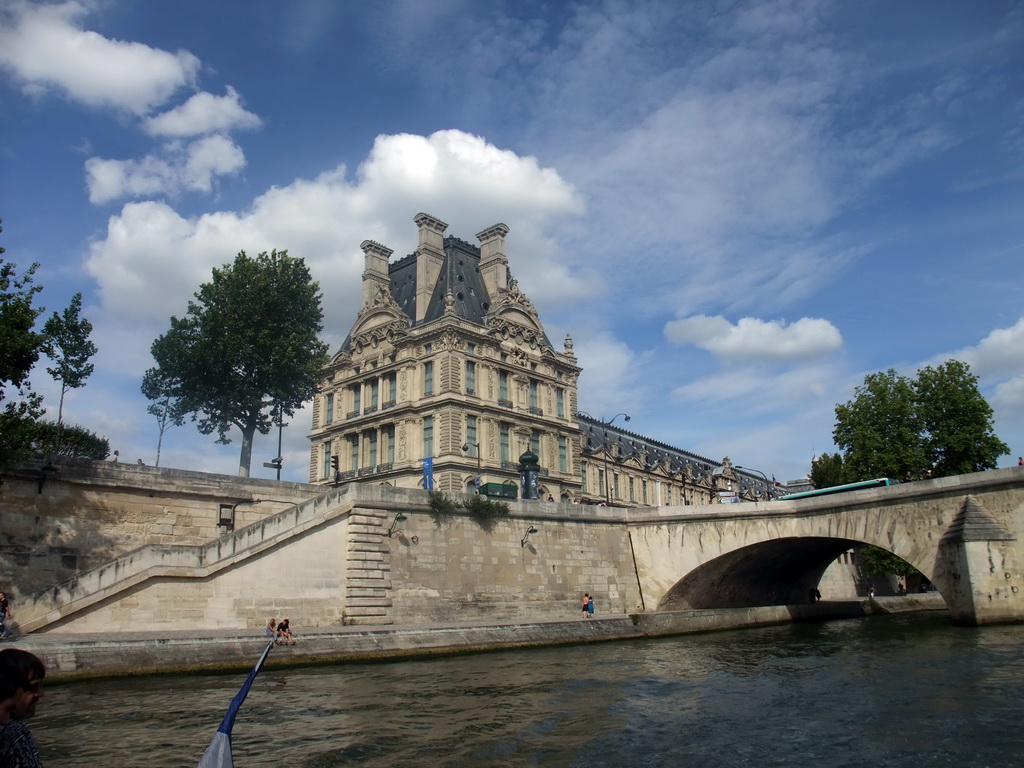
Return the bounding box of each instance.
[529,406,544,416]
[346,410,360,420]
[337,463,393,482]
[382,400,396,410]
[498,399,513,409]
[363,405,378,415]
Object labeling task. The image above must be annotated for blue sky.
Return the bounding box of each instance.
[1,0,1022,483]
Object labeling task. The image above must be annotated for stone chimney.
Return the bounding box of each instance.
[360,240,393,306]
[413,213,448,322]
[476,223,509,299]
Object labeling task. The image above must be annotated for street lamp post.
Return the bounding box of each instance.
[736,466,772,500]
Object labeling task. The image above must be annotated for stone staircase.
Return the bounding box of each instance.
[17,485,357,633]
[344,509,395,625]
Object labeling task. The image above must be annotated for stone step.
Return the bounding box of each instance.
[344,616,394,626]
[349,550,385,562]
[348,562,390,571]
[346,540,389,552]
[345,605,390,617]
[346,597,393,608]
[347,588,389,599]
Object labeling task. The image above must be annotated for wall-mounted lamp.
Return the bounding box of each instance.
[387,512,408,538]
[521,525,538,548]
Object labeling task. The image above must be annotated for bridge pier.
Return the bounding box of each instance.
[939,495,1024,625]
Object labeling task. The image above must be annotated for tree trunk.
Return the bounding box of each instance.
[238,421,256,477]
[155,427,164,468]
[54,385,67,453]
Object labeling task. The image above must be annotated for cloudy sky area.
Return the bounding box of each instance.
[1,0,1022,483]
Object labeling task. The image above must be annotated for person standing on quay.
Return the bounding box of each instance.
[587,595,595,617]
[0,648,47,767]
[0,592,11,640]
[581,593,590,618]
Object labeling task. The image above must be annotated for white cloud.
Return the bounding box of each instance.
[85,135,247,203]
[0,1,199,115]
[574,331,649,420]
[992,376,1024,417]
[143,87,263,138]
[84,129,583,360]
[924,318,1024,454]
[664,315,842,362]
[932,317,1024,378]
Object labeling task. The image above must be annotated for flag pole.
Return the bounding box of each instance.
[197,641,274,768]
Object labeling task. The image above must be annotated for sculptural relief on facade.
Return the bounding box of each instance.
[487,317,545,351]
[351,319,408,354]
[438,329,461,351]
[508,347,530,368]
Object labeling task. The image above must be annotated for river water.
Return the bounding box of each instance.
[30,613,1024,767]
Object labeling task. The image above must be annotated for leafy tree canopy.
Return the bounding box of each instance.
[832,361,1008,483]
[834,368,924,482]
[140,366,187,468]
[916,360,1009,476]
[143,250,329,476]
[858,544,921,579]
[42,291,97,431]
[809,452,845,490]
[0,222,47,467]
[30,420,110,460]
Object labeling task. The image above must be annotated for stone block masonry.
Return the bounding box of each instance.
[3,460,1024,635]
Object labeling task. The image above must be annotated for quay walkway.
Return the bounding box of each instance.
[8,595,947,681]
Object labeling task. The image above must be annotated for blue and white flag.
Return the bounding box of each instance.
[197,641,274,768]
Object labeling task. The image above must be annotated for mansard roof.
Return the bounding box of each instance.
[342,233,553,352]
[578,413,733,482]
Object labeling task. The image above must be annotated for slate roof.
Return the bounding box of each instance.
[577,413,722,480]
[343,235,553,353]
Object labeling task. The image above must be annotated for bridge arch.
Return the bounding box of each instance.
[627,472,1024,621]
[657,536,932,610]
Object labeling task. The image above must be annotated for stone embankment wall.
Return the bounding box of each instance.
[30,497,641,634]
[0,457,319,597]
[1,460,643,634]
[387,503,642,623]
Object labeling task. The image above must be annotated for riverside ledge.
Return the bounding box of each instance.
[12,595,947,682]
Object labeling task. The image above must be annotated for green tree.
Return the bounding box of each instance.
[833,369,926,481]
[140,366,187,467]
[0,222,47,466]
[30,420,110,459]
[42,292,97,440]
[914,360,1008,476]
[858,544,921,579]
[144,250,329,476]
[833,361,1008,482]
[809,452,845,489]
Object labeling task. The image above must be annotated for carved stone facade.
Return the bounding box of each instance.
[309,214,775,505]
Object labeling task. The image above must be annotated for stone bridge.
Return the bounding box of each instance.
[626,466,1024,624]
[8,465,1023,633]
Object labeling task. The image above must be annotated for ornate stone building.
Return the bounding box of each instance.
[308,213,776,505]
